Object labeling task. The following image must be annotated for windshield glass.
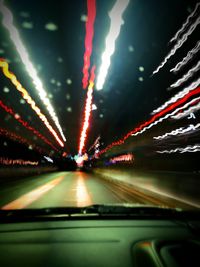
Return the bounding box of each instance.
[0,0,199,212]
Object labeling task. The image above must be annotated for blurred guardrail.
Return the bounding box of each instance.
[92,166,200,209]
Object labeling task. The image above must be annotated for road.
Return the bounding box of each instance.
[0,171,199,210]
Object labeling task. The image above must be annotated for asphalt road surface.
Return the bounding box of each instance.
[0,171,199,210]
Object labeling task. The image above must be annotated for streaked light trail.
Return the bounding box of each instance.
[171,100,200,119]
[0,158,38,166]
[97,86,200,156]
[82,0,96,89]
[170,3,200,43]
[152,78,200,114]
[88,135,100,151]
[0,59,64,147]
[132,97,200,137]
[0,99,58,151]
[0,0,66,142]
[153,123,200,140]
[170,41,200,73]
[170,61,200,89]
[0,127,44,154]
[152,16,200,75]
[79,66,95,155]
[157,144,200,154]
[110,153,134,164]
[44,156,53,163]
[187,112,196,119]
[96,0,130,90]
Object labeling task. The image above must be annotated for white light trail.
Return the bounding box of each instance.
[152,16,200,75]
[153,123,200,140]
[132,97,200,137]
[157,144,200,154]
[0,0,66,142]
[187,112,196,119]
[44,156,54,163]
[78,86,93,155]
[170,3,200,43]
[171,100,200,119]
[170,61,200,88]
[170,41,200,73]
[152,78,200,114]
[78,66,95,155]
[96,0,130,90]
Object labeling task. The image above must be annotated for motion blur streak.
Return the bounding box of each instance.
[76,174,92,206]
[0,158,38,165]
[152,16,200,75]
[152,78,200,114]
[1,175,64,210]
[153,123,200,140]
[79,66,95,155]
[170,61,200,88]
[0,128,44,154]
[170,41,200,73]
[88,135,100,151]
[0,59,64,147]
[171,100,200,119]
[170,3,200,43]
[96,0,129,90]
[44,156,53,163]
[132,96,200,136]
[82,0,96,89]
[0,99,58,151]
[110,153,134,163]
[97,87,200,156]
[157,144,200,154]
[0,0,66,142]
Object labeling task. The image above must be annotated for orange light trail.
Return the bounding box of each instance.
[82,0,96,89]
[0,1,66,142]
[0,59,64,147]
[79,66,95,155]
[0,158,38,166]
[0,99,58,151]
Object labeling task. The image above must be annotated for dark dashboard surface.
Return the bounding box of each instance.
[0,219,199,267]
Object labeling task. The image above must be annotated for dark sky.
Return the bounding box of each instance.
[0,0,199,160]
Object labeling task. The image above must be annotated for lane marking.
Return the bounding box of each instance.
[76,173,92,207]
[1,175,64,210]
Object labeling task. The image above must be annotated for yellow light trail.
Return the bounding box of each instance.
[0,0,66,142]
[0,59,64,147]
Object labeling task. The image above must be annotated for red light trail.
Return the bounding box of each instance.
[79,66,95,155]
[0,99,58,151]
[110,153,134,164]
[0,127,45,154]
[97,86,200,156]
[0,1,66,142]
[0,59,64,147]
[0,158,38,166]
[82,0,96,89]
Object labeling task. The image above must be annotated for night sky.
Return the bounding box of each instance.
[0,0,199,163]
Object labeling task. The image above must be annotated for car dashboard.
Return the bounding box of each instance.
[0,217,199,267]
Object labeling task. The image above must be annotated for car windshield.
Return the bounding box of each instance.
[0,0,199,212]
